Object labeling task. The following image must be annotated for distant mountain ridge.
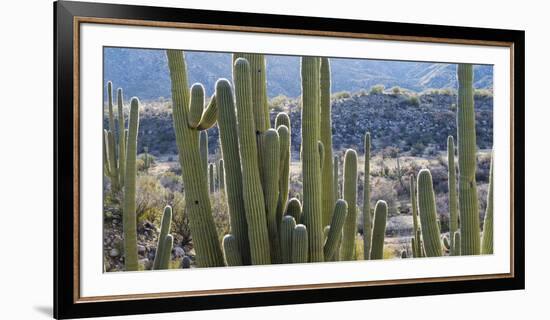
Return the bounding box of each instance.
[104,47,493,100]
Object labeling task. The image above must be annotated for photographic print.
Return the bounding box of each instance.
[102,48,494,272]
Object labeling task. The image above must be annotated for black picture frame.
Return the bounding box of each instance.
[54,1,525,318]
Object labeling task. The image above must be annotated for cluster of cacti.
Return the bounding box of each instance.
[103,82,127,192]
[107,53,493,272]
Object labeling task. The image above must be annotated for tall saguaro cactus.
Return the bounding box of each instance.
[457,63,480,256]
[215,79,251,265]
[341,149,358,261]
[363,132,372,260]
[300,56,324,262]
[276,121,291,229]
[233,58,272,264]
[166,50,224,267]
[262,129,282,263]
[122,97,140,271]
[481,153,494,254]
[370,200,388,260]
[410,174,421,258]
[153,206,173,270]
[320,57,335,227]
[447,136,459,254]
[417,169,443,257]
[116,88,126,187]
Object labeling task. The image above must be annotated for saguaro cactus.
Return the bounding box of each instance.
[233,58,271,264]
[447,136,459,254]
[481,153,494,254]
[262,128,282,263]
[341,149,358,261]
[153,206,173,270]
[363,132,372,260]
[215,79,251,265]
[276,123,291,229]
[452,231,461,256]
[410,174,422,258]
[300,56,324,262]
[223,234,243,266]
[122,97,140,271]
[166,50,224,267]
[209,163,215,193]
[370,200,388,260]
[333,155,339,200]
[292,224,309,263]
[320,57,335,227]
[457,63,481,255]
[158,234,174,270]
[116,88,126,187]
[286,198,302,224]
[417,169,443,257]
[218,159,225,192]
[200,131,209,180]
[280,215,297,264]
[323,199,348,261]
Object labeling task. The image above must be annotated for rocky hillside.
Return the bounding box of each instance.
[107,91,493,158]
[104,47,493,100]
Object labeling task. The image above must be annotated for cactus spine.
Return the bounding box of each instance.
[320,57,335,227]
[417,169,443,257]
[341,149,358,261]
[223,234,243,266]
[447,136,459,254]
[122,97,140,271]
[280,215,297,264]
[481,153,494,254]
[370,200,388,260]
[457,63,481,256]
[166,50,224,267]
[215,79,251,265]
[323,199,348,261]
[363,132,372,260]
[233,58,271,264]
[262,129,282,263]
[301,56,324,262]
[153,206,173,270]
[292,224,309,263]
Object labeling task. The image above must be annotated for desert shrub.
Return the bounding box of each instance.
[474,89,493,98]
[371,178,398,215]
[357,89,369,96]
[159,171,183,192]
[391,86,401,95]
[476,153,492,183]
[369,84,385,95]
[410,143,426,156]
[332,91,352,100]
[269,94,290,112]
[408,95,420,107]
[136,175,166,223]
[167,191,192,246]
[211,193,230,241]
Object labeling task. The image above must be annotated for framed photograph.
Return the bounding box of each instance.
[54,0,524,318]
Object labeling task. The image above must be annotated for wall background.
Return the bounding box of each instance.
[0,0,544,319]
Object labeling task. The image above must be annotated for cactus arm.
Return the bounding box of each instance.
[323,200,348,260]
[188,83,205,129]
[363,132,372,260]
[300,56,324,262]
[291,224,309,263]
[233,58,272,264]
[103,129,111,177]
[215,79,251,265]
[370,200,388,260]
[447,136,459,254]
[275,112,291,129]
[222,234,243,266]
[276,124,291,230]
[122,97,140,271]
[457,63,481,255]
[197,94,218,130]
[319,57,335,228]
[481,152,494,254]
[116,88,126,187]
[340,149,358,261]
[153,206,173,270]
[209,163,215,193]
[262,129,282,263]
[166,50,224,267]
[280,215,297,264]
[417,169,443,257]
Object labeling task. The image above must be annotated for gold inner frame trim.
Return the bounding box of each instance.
[72,16,516,304]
